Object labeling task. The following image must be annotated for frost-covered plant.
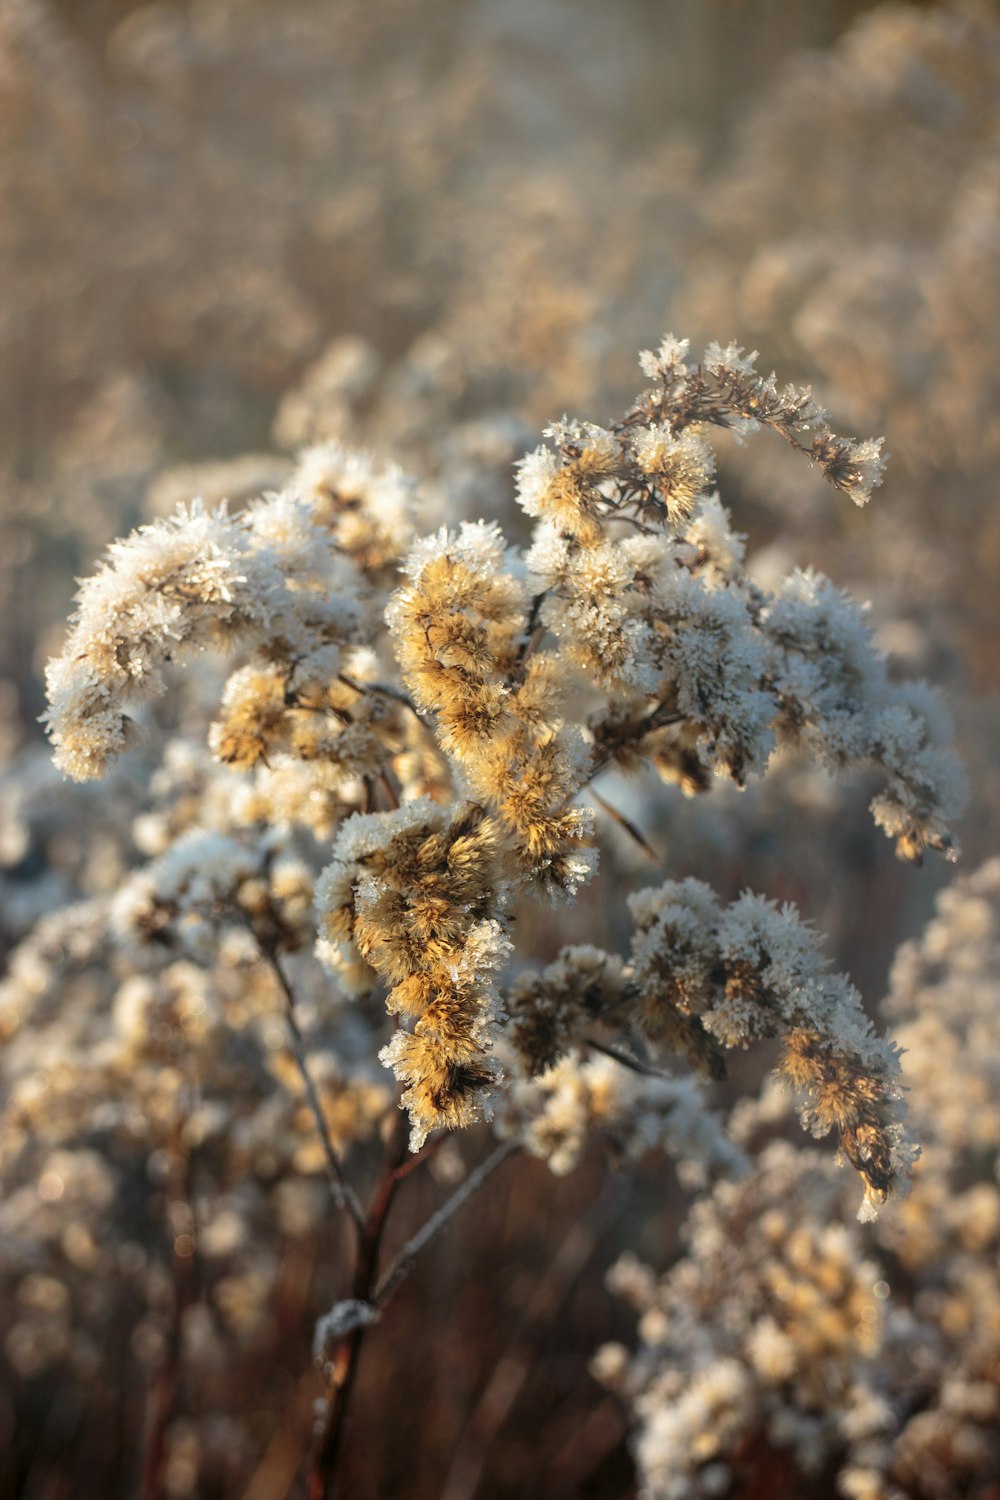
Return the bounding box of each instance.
[46,337,962,1162]
[597,859,1000,1500]
[31,336,965,1494]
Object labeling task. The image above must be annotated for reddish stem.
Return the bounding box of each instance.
[306,1112,409,1500]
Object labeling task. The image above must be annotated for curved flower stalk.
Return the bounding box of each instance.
[516,337,964,860]
[507,879,915,1219]
[45,501,266,782]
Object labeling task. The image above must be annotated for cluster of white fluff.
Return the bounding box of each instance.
[763,571,966,861]
[44,442,414,784]
[597,861,1000,1500]
[629,879,917,1221]
[500,1051,746,1184]
[525,526,663,695]
[292,441,415,573]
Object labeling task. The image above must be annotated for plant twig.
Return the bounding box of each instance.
[336,672,432,729]
[307,1109,410,1500]
[589,789,661,865]
[263,944,365,1233]
[587,1036,676,1081]
[373,1138,520,1312]
[393,1132,447,1182]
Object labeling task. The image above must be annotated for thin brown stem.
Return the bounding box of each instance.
[510,591,549,682]
[569,704,685,806]
[263,943,365,1233]
[307,1109,410,1500]
[307,1136,521,1498]
[589,789,661,865]
[392,1132,447,1183]
[377,768,401,810]
[373,1139,520,1312]
[586,1036,677,1081]
[336,672,432,729]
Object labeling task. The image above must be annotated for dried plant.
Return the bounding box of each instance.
[4,5,998,1495]
[597,859,1000,1500]
[45,338,963,1164]
[9,335,968,1494]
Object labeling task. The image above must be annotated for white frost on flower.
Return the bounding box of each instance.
[638,334,693,383]
[652,568,775,782]
[627,878,916,1220]
[513,444,560,519]
[322,798,444,870]
[764,569,966,861]
[523,518,572,586]
[537,538,660,693]
[291,440,416,563]
[596,1139,899,1499]
[45,503,266,781]
[547,843,599,904]
[391,517,516,591]
[703,340,761,380]
[839,436,887,508]
[507,1050,744,1182]
[45,483,374,784]
[110,830,261,963]
[629,423,716,522]
[682,494,746,579]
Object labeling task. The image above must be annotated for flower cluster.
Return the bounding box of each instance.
[0,877,390,1397]
[317,799,510,1148]
[45,443,415,803]
[506,878,915,1219]
[6,6,998,1493]
[597,860,1000,1499]
[42,338,963,1177]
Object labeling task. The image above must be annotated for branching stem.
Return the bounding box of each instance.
[307,1110,409,1500]
[374,1139,521,1313]
[307,1133,520,1499]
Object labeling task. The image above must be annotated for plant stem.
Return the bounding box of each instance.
[306,1134,520,1499]
[586,1036,677,1081]
[307,1110,409,1500]
[373,1139,520,1313]
[264,944,365,1233]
